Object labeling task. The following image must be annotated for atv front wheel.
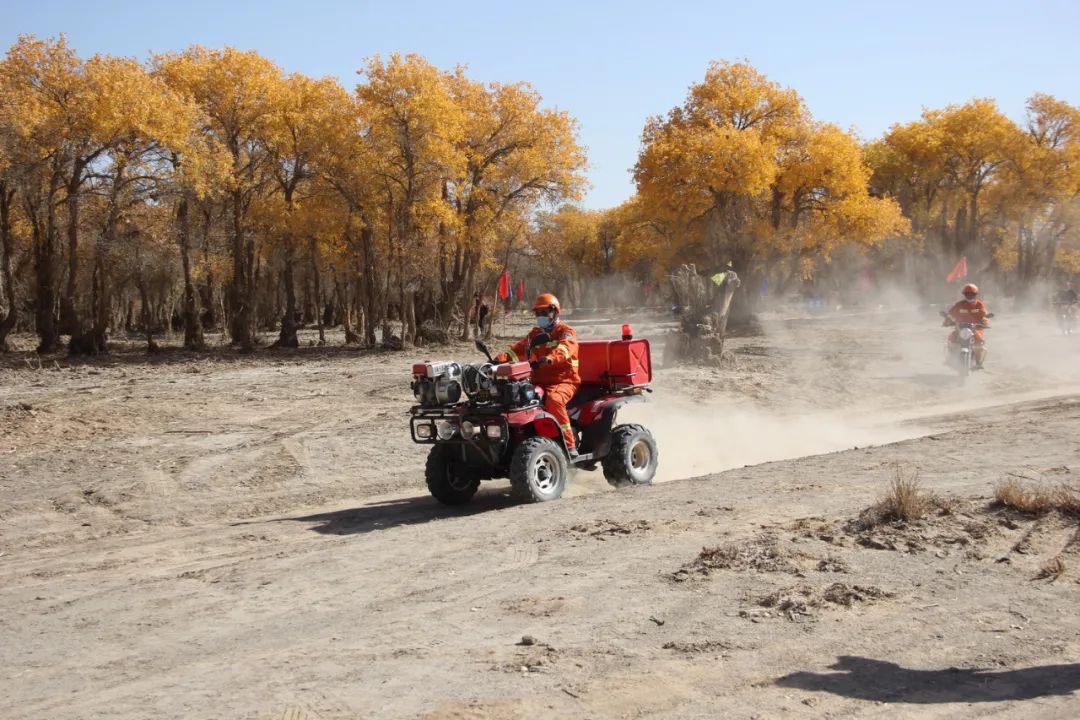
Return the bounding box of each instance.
[425,445,480,505]
[602,424,659,487]
[510,437,568,502]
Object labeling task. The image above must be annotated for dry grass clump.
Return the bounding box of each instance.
[993,478,1056,515]
[1037,555,1067,581]
[692,537,800,573]
[756,583,894,620]
[859,468,933,529]
[993,478,1080,517]
[1051,485,1080,516]
[672,536,802,581]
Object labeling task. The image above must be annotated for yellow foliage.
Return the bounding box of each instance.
[633,60,903,277]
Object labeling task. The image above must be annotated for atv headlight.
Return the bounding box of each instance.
[416,423,433,440]
[958,327,973,341]
[485,424,503,439]
[435,420,457,440]
[460,420,480,439]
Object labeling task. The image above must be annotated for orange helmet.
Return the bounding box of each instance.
[532,293,561,313]
[962,283,979,296]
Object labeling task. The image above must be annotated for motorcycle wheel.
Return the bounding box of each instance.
[958,348,971,379]
[425,444,480,505]
[509,436,568,502]
[602,424,659,488]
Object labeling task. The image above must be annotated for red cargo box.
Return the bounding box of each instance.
[578,339,652,387]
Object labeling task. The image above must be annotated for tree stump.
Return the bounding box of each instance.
[663,264,741,367]
[418,320,449,346]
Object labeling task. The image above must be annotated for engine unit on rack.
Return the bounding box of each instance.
[490,364,537,408]
[462,363,498,402]
[499,379,540,408]
[411,361,463,407]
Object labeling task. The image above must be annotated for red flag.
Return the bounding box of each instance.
[515,280,525,302]
[945,257,968,283]
[497,271,510,300]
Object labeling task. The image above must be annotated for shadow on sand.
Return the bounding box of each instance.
[265,488,520,536]
[776,655,1080,704]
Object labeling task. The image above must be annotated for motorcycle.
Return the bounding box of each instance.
[1054,302,1077,335]
[941,310,994,379]
[408,327,658,504]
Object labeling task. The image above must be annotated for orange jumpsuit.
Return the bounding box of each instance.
[945,298,990,363]
[497,323,581,448]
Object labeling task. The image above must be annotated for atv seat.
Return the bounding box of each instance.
[567,383,609,410]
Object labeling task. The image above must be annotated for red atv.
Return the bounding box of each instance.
[409,328,658,503]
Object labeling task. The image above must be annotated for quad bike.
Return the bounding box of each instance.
[408,328,658,504]
[941,311,994,379]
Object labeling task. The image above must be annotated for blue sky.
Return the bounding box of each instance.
[7,0,1079,208]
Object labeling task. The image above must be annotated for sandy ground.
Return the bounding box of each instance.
[1,305,1079,719]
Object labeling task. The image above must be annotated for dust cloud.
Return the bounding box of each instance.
[612,288,1080,482]
[619,397,924,482]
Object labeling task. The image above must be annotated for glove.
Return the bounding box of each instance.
[529,358,553,370]
[494,353,509,363]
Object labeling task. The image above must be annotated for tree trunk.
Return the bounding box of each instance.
[302,267,314,326]
[969,192,979,252]
[230,190,255,351]
[31,176,62,354]
[177,194,204,349]
[309,239,326,345]
[137,271,157,353]
[711,272,741,358]
[61,170,83,337]
[199,207,216,330]
[276,240,299,348]
[0,182,17,351]
[357,225,379,347]
[459,252,478,341]
[405,288,417,345]
[335,274,357,344]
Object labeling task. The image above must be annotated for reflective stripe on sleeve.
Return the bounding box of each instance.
[506,349,519,361]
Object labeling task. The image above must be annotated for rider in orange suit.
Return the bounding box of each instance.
[495,293,581,453]
[944,283,991,368]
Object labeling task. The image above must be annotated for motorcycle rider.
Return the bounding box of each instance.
[1054,281,1078,307]
[1053,282,1078,333]
[943,283,991,369]
[495,293,581,455]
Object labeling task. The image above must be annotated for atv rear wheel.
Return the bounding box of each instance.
[510,436,568,502]
[425,445,480,505]
[602,424,658,487]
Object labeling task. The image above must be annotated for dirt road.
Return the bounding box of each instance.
[1,308,1079,718]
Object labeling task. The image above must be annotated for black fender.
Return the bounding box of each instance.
[578,395,647,458]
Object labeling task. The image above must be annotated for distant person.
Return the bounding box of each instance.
[475,293,488,336]
[1054,282,1078,307]
[473,293,490,337]
[1053,282,1078,334]
[494,293,580,456]
[943,283,991,368]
